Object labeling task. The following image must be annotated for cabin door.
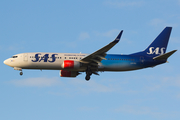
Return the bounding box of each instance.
[24,53,28,62]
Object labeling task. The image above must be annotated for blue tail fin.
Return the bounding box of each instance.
[131,27,172,57]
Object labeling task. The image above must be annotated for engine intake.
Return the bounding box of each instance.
[61,60,80,69]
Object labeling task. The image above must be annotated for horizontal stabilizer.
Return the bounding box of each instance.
[153,50,177,60]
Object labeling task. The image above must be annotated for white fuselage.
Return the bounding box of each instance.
[4,53,89,71]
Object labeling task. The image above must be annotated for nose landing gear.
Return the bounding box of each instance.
[20,71,23,76]
[14,67,23,76]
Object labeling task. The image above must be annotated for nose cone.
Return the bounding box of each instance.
[4,59,10,66]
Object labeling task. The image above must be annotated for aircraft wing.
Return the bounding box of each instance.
[80,30,123,65]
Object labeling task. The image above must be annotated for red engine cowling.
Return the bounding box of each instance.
[60,70,79,77]
[61,60,80,69]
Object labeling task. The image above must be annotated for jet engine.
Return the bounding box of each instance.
[61,60,80,69]
[60,70,79,77]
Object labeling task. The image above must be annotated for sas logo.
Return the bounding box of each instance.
[147,47,165,55]
[32,53,58,63]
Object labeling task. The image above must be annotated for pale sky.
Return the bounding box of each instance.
[1,0,180,120]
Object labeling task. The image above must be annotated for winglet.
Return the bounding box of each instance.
[112,30,123,43]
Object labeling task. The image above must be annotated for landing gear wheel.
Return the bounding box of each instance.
[85,75,90,81]
[20,71,23,76]
[85,66,92,81]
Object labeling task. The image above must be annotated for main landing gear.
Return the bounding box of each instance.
[85,66,92,81]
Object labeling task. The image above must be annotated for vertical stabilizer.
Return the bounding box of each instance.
[131,27,172,57]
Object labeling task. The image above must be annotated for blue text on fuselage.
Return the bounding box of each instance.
[32,53,58,62]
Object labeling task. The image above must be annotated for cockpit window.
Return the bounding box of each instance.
[12,56,18,58]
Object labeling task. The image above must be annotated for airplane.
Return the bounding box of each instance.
[3,27,177,81]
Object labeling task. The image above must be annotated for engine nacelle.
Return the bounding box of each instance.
[60,70,79,77]
[61,60,80,69]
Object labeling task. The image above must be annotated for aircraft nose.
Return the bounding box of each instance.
[4,59,9,65]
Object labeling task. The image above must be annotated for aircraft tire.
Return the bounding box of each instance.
[20,71,23,76]
[85,75,90,81]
